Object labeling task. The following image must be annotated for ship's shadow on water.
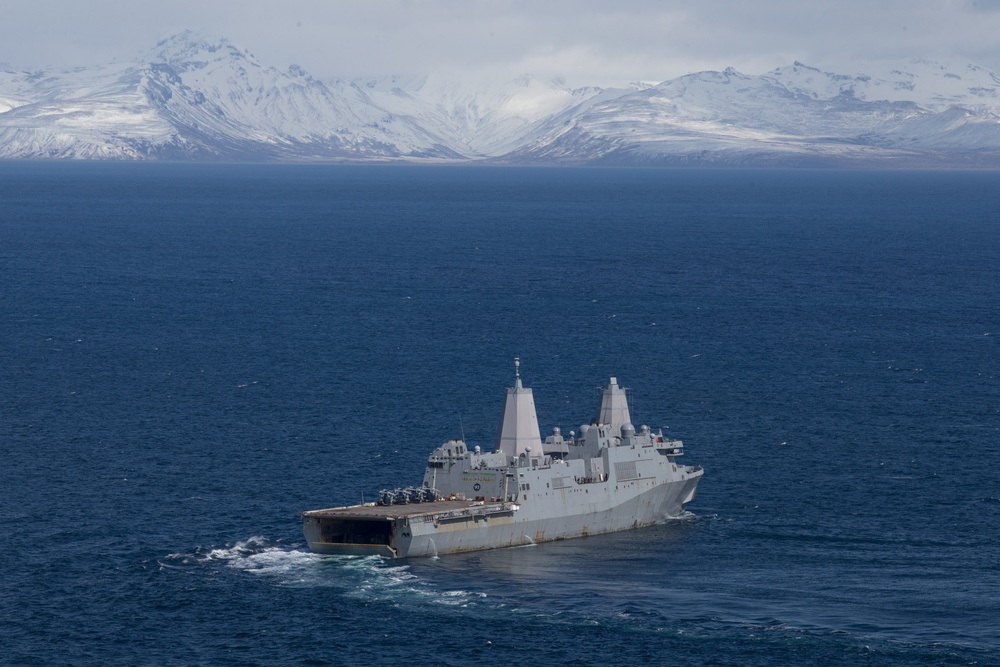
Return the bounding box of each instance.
[415,514,701,579]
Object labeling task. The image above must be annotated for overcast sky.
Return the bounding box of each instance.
[4,0,1000,85]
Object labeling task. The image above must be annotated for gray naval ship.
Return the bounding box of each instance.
[301,360,703,558]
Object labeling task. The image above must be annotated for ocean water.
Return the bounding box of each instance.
[1,163,998,666]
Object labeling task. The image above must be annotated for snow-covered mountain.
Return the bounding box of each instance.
[0,32,615,161]
[2,33,999,166]
[508,61,1000,166]
[0,33,467,160]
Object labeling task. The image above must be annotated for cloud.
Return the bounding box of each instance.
[968,0,1000,11]
[3,0,1000,85]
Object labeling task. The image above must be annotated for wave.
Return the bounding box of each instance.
[159,536,487,608]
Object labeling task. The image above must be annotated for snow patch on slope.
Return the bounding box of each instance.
[2,33,1000,165]
[767,59,1000,109]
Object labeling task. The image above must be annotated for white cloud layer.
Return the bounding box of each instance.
[4,0,1000,84]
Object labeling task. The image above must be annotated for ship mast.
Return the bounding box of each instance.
[495,357,542,457]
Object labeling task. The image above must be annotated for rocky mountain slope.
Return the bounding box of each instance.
[2,33,998,166]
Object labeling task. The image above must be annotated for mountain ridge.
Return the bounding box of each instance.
[2,33,999,166]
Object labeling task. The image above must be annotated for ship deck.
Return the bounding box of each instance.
[300,499,508,521]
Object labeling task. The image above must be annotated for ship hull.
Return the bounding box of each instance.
[303,471,700,558]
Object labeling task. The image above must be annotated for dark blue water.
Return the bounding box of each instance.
[2,163,998,666]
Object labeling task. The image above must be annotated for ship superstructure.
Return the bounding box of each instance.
[301,360,702,558]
